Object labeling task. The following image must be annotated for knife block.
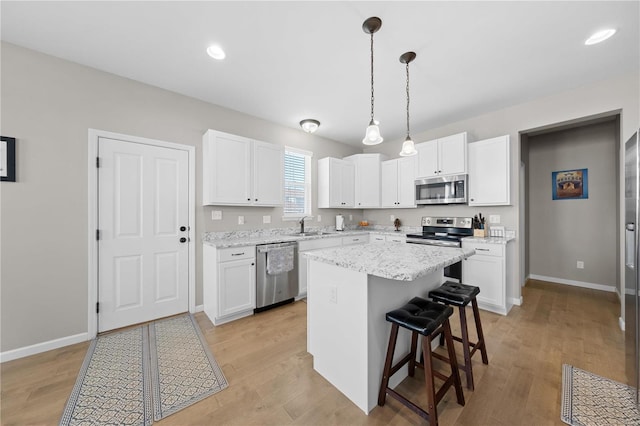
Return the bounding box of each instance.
[473,229,488,238]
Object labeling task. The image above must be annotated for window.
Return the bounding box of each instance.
[283,147,312,218]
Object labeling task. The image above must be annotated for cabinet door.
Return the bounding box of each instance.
[355,155,381,207]
[253,140,284,206]
[397,156,417,208]
[468,135,510,206]
[370,234,386,243]
[438,132,467,176]
[462,255,504,309]
[218,258,256,317]
[203,131,251,205]
[416,139,439,178]
[381,160,399,207]
[341,161,355,207]
[329,159,343,207]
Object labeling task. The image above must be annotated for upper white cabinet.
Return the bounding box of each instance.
[343,153,388,208]
[318,157,355,208]
[468,135,510,206]
[381,157,416,208]
[416,132,468,178]
[202,129,283,206]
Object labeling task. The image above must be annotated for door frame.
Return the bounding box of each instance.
[87,129,196,339]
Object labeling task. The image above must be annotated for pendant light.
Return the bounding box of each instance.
[398,51,418,157]
[362,17,383,145]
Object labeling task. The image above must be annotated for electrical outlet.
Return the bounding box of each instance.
[263,215,271,224]
[238,215,244,225]
[211,210,222,220]
[317,215,322,222]
[329,286,338,304]
[577,261,584,269]
[489,215,501,224]
[390,215,395,222]
[349,214,353,221]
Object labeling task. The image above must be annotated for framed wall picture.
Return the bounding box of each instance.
[1,136,16,182]
[552,168,588,200]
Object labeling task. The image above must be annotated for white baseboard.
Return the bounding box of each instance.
[0,332,89,363]
[194,304,204,313]
[509,296,523,306]
[620,316,626,331]
[528,274,616,293]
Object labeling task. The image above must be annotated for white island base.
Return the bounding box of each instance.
[307,260,446,414]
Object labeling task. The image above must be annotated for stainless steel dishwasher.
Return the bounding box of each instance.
[255,241,299,312]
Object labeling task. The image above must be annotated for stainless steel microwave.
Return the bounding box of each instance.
[415,174,467,205]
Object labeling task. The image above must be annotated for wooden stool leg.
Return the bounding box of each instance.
[378,324,399,406]
[408,331,418,377]
[458,305,474,390]
[421,334,438,426]
[472,298,489,365]
[444,319,465,406]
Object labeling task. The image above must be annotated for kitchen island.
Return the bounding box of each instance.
[304,242,475,414]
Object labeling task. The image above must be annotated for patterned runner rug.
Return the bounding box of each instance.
[60,314,227,425]
[561,364,640,425]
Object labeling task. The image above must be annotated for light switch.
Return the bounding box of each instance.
[577,261,584,269]
[329,286,338,304]
[317,215,322,222]
[211,210,222,220]
[263,215,271,224]
[238,216,245,225]
[390,215,395,222]
[349,214,353,221]
[489,215,501,224]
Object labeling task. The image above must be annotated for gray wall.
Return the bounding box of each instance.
[0,42,360,352]
[527,121,618,287]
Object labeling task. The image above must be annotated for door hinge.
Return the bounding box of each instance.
[96,302,100,314]
[96,229,100,240]
[96,157,100,168]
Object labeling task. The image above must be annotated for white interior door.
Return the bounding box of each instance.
[98,137,189,332]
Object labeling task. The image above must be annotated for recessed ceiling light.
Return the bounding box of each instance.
[206,45,226,60]
[585,29,616,45]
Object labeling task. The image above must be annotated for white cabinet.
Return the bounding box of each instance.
[468,135,510,206]
[386,234,406,243]
[416,132,467,178]
[297,236,343,298]
[342,234,369,245]
[202,129,283,206]
[343,153,387,208]
[462,240,507,315]
[370,233,386,243]
[203,245,256,325]
[381,157,416,208]
[318,157,355,208]
[370,233,406,243]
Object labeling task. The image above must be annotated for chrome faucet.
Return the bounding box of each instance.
[299,216,308,234]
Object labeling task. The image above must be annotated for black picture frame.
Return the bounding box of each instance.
[1,136,16,182]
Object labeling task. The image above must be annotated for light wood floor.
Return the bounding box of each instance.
[1,279,626,425]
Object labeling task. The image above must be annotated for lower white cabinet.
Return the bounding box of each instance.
[342,235,369,245]
[462,240,507,315]
[203,244,256,325]
[298,236,343,298]
[386,234,406,243]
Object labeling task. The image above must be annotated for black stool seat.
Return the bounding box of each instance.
[429,281,480,307]
[386,297,454,336]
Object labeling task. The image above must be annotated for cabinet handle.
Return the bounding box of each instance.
[247,198,251,201]
[231,252,245,256]
[251,263,255,266]
[476,248,490,251]
[255,199,258,201]
[470,198,475,201]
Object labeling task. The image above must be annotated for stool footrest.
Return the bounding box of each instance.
[386,388,431,422]
[389,352,416,377]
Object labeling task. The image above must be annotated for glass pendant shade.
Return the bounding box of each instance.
[362,120,383,145]
[399,136,417,156]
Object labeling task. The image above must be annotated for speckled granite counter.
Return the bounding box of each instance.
[462,236,515,245]
[304,242,474,281]
[202,226,420,249]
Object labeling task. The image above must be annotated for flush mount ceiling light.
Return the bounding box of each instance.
[362,17,383,146]
[585,29,616,45]
[300,119,320,133]
[206,44,226,60]
[399,51,418,157]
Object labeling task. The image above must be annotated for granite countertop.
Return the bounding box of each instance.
[462,236,515,245]
[202,226,419,249]
[304,242,475,281]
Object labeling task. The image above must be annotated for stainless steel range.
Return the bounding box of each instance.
[406,216,473,280]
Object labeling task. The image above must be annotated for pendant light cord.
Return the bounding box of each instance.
[370,32,375,122]
[406,61,411,137]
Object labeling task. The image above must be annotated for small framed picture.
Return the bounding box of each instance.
[552,168,588,200]
[1,136,16,182]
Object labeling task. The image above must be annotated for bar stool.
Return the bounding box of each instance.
[429,281,489,390]
[378,297,465,425]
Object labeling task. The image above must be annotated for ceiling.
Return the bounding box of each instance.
[1,1,638,147]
